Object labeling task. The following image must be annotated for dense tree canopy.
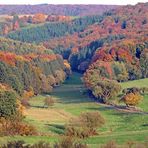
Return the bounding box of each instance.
[0,84,18,118]
[7,15,106,42]
[0,38,68,96]
[83,68,121,103]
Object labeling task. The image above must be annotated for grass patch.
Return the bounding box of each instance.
[121,78,148,89]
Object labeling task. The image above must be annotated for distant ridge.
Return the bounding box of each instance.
[0,4,119,16]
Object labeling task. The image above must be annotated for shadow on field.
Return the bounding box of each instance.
[51,88,92,104]
[50,72,93,104]
[30,105,45,109]
[46,124,65,134]
[142,124,148,127]
[86,106,114,111]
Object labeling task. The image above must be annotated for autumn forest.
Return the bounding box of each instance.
[0,2,148,148]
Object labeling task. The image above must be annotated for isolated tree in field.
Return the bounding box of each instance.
[80,112,105,132]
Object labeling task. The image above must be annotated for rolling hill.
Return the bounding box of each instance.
[0,4,118,16]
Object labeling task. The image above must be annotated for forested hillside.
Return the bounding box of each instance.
[7,14,106,42]
[82,3,148,103]
[2,3,148,86]
[42,3,148,74]
[0,3,148,147]
[4,3,148,77]
[0,37,69,96]
[0,4,118,16]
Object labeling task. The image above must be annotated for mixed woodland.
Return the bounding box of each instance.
[0,2,148,148]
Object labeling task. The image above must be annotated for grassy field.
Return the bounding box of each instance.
[0,73,148,147]
[121,78,148,89]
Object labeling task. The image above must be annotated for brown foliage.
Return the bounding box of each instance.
[54,70,66,84]
[65,111,105,138]
[121,92,143,106]
[83,69,121,103]
[140,87,148,95]
[23,87,34,99]
[101,141,118,148]
[46,15,71,22]
[0,118,37,136]
[55,137,88,148]
[80,111,105,130]
[21,98,30,109]
[2,24,9,35]
[65,126,90,138]
[2,138,88,148]
[13,21,20,31]
[32,13,46,24]
[40,74,53,93]
[44,96,55,107]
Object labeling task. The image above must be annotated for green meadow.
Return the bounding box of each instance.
[0,73,148,147]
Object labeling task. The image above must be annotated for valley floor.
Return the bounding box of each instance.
[0,73,148,147]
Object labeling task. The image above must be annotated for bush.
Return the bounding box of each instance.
[121,92,143,107]
[55,137,88,148]
[2,140,51,148]
[44,96,55,108]
[30,141,51,148]
[3,140,148,148]
[101,140,147,148]
[80,112,105,131]
[140,87,148,95]
[65,111,105,138]
[2,138,88,148]
[123,87,148,96]
[65,126,90,138]
[101,141,118,148]
[2,140,27,148]
[0,118,37,136]
[122,87,141,94]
